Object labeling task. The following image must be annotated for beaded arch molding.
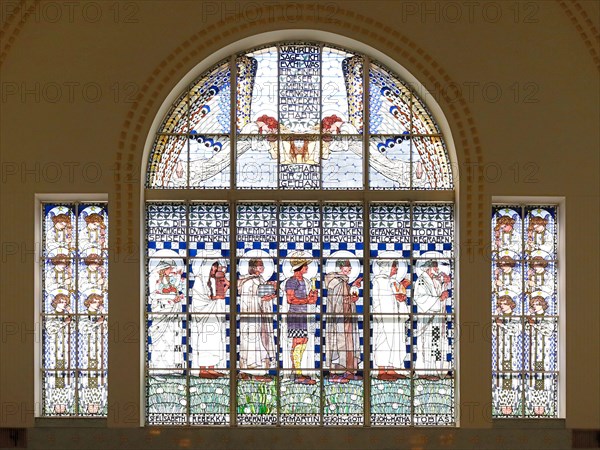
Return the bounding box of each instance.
[114,5,484,253]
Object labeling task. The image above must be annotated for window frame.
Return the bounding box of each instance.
[34,193,109,419]
[140,32,460,427]
[491,196,566,420]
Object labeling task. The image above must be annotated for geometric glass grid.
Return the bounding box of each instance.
[145,202,455,426]
[491,204,559,418]
[41,202,108,416]
[147,42,453,191]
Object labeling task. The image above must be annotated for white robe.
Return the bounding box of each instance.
[44,314,74,412]
[526,229,553,255]
[78,312,107,409]
[190,276,227,368]
[238,274,275,369]
[526,316,554,412]
[148,292,185,370]
[412,271,450,373]
[371,273,408,369]
[493,315,522,412]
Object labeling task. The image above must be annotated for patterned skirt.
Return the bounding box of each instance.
[287,304,308,338]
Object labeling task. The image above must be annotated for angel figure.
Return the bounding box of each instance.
[48,253,73,290]
[79,293,107,415]
[45,292,74,414]
[526,295,555,416]
[526,210,553,255]
[83,212,107,248]
[50,212,73,249]
[493,295,521,415]
[494,255,520,291]
[494,213,518,251]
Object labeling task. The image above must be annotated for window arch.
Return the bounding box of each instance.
[144,40,456,426]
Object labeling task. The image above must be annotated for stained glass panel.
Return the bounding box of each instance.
[147,135,188,189]
[492,259,523,314]
[324,368,364,426]
[236,204,277,257]
[146,40,458,427]
[188,134,230,189]
[368,205,454,426]
[237,47,277,133]
[236,370,278,425]
[491,204,559,418]
[322,136,363,189]
[412,204,454,257]
[526,260,557,314]
[146,371,188,425]
[370,369,411,425]
[77,371,108,416]
[369,63,412,134]
[322,47,363,134]
[524,206,557,259]
[411,137,452,190]
[369,204,411,258]
[150,43,453,190]
[146,203,231,425]
[236,136,278,189]
[41,202,108,417]
[369,135,411,189]
[493,372,523,417]
[189,62,231,134]
[158,91,188,134]
[279,137,320,189]
[189,375,230,425]
[279,258,321,373]
[279,44,320,134]
[144,202,455,426]
[43,204,76,257]
[280,370,321,425]
[279,204,320,257]
[146,203,187,257]
[150,43,453,191]
[524,373,558,417]
[323,204,364,257]
[42,371,77,416]
[189,203,230,257]
[371,267,412,370]
[413,376,454,426]
[43,256,75,313]
[492,206,523,257]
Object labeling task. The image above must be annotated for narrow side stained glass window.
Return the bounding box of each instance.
[492,204,559,418]
[41,202,108,416]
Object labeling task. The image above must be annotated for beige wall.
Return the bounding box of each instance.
[1,0,598,436]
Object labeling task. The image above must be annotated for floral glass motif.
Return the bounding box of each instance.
[492,205,559,418]
[146,41,456,428]
[147,43,452,191]
[42,202,108,416]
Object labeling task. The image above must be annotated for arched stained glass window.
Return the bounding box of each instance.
[145,42,455,427]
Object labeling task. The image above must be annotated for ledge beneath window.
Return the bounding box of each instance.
[493,418,565,429]
[35,418,107,428]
